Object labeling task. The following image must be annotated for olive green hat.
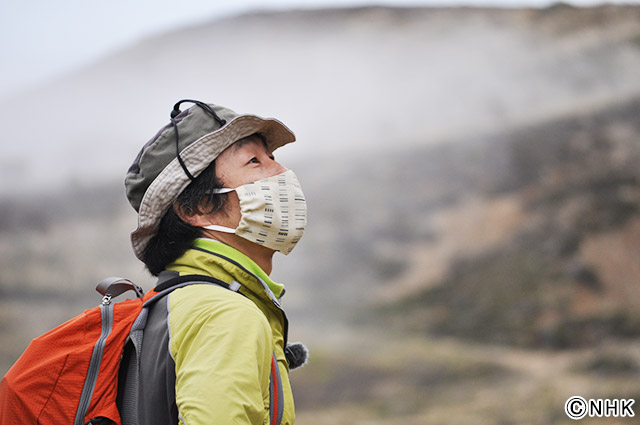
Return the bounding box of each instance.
[125,99,295,260]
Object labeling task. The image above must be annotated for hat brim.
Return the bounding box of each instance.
[131,114,295,260]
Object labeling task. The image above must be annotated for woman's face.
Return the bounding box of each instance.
[215,135,287,188]
[207,135,287,228]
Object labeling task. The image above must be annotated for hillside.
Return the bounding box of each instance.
[371,96,640,348]
[289,93,640,425]
[2,5,640,195]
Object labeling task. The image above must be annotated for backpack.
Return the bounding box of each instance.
[0,276,285,425]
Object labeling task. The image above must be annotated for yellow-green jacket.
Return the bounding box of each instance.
[118,238,295,425]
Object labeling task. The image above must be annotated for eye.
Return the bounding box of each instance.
[248,157,259,164]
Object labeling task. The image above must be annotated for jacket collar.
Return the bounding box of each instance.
[166,238,285,305]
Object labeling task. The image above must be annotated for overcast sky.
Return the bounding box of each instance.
[0,0,636,100]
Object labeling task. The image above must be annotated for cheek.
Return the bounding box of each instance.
[215,157,244,188]
[222,192,242,224]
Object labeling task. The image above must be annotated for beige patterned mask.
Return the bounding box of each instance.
[204,170,307,255]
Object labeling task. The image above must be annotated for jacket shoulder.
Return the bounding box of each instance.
[168,283,268,325]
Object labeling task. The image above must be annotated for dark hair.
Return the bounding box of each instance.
[142,160,228,276]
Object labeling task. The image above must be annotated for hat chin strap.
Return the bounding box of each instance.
[203,224,236,234]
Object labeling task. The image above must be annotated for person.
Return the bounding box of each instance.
[118,99,307,425]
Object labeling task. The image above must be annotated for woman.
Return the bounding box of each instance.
[119,99,307,425]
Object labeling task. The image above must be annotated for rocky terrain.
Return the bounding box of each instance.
[375,97,640,349]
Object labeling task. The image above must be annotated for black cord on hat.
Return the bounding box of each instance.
[171,99,227,126]
[170,99,228,182]
[170,117,196,182]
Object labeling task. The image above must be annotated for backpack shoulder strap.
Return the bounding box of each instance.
[122,272,284,425]
[152,271,238,295]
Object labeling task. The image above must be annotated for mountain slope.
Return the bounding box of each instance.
[2,5,640,195]
[370,96,640,348]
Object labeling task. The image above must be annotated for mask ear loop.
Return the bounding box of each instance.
[208,187,235,194]
[169,99,228,182]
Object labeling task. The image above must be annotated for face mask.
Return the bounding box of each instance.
[203,169,307,255]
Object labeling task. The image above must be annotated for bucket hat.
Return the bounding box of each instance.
[125,99,296,260]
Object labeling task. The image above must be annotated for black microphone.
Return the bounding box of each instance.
[285,342,309,370]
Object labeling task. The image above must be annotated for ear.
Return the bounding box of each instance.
[173,202,214,227]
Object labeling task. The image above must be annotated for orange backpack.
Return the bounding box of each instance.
[0,277,285,425]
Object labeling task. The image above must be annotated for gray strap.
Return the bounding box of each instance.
[120,307,149,425]
[120,280,248,424]
[96,277,144,299]
[120,282,210,424]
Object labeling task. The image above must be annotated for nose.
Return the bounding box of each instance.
[268,158,287,176]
